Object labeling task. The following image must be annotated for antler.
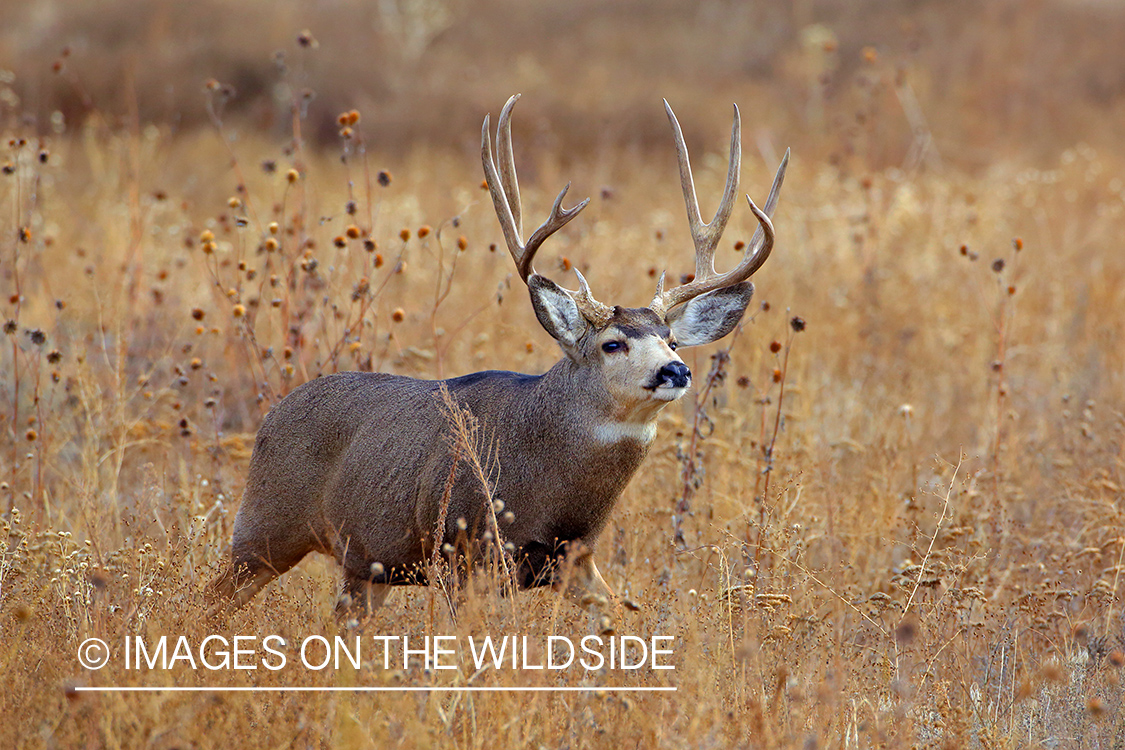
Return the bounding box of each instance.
[482,95,613,325]
[649,100,789,318]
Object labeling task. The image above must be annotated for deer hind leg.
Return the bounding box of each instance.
[206,563,282,618]
[206,537,310,617]
[336,574,392,621]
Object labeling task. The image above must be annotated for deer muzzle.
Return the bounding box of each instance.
[655,361,691,390]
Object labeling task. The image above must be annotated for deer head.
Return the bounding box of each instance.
[482,95,789,421]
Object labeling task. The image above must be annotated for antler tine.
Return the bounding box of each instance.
[525,183,589,267]
[482,109,526,276]
[482,96,606,321]
[651,103,787,317]
[496,94,523,239]
[744,147,790,268]
[664,99,741,280]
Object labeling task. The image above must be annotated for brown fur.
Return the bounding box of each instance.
[207,307,682,615]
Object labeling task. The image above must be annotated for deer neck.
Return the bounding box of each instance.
[540,358,664,448]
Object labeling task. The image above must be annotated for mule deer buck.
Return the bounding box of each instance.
[207,94,787,618]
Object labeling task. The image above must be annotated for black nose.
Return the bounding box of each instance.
[658,361,691,388]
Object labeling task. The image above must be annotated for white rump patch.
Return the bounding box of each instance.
[592,421,657,445]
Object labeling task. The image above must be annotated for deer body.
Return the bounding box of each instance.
[238,360,652,588]
[208,95,787,617]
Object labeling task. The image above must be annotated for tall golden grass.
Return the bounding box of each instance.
[2,1,1125,747]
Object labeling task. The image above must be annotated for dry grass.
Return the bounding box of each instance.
[2,1,1125,747]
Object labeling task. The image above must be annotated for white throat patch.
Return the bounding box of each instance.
[592,421,658,446]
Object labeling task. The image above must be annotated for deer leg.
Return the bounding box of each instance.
[553,542,617,608]
[336,574,392,621]
[206,563,282,617]
[206,534,311,617]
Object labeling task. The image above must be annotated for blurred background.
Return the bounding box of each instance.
[2,0,1124,167]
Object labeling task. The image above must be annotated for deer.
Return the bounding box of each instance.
[206,94,788,620]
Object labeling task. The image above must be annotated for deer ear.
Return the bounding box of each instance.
[665,282,754,347]
[529,275,589,349]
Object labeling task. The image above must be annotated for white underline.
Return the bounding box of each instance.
[75,686,676,693]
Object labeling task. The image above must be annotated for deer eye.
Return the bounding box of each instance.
[601,341,625,354]
[668,341,678,351]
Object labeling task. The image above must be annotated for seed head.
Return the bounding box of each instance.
[25,428,37,442]
[457,236,468,251]
[399,228,411,242]
[391,308,405,323]
[232,304,246,318]
[790,316,806,332]
[417,225,431,239]
[377,170,392,187]
[769,341,781,354]
[346,225,361,239]
[286,169,300,184]
[991,258,1005,273]
[333,236,347,248]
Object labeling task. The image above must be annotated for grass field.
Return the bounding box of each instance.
[2,1,1125,747]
